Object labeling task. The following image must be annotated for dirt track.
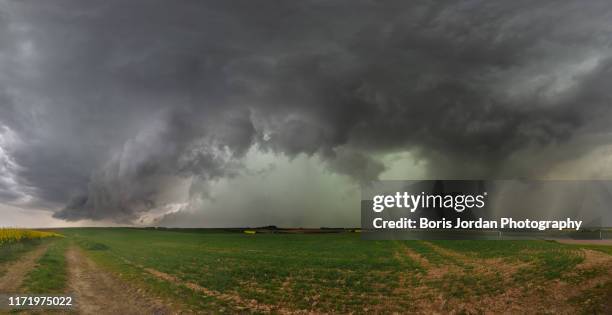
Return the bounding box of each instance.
[66,247,172,315]
[0,244,49,293]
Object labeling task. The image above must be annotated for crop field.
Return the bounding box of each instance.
[0,228,60,245]
[0,229,62,282]
[0,228,611,314]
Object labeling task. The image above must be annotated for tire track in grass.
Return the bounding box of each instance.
[66,246,173,315]
[112,254,306,314]
[396,244,430,270]
[0,243,49,293]
[142,267,303,314]
[576,249,612,270]
[392,242,471,314]
[424,241,530,274]
[391,244,434,314]
[401,242,468,278]
[415,242,534,314]
[396,241,569,314]
[422,242,612,314]
[145,268,271,313]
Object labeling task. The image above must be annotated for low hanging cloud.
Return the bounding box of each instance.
[1,0,612,224]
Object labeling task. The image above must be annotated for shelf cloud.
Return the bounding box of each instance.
[1,0,612,224]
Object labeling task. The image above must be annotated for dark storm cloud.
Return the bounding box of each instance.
[1,0,612,222]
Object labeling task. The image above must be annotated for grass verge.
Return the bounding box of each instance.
[21,239,68,293]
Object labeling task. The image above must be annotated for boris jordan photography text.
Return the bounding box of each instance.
[370,192,582,231]
[372,217,582,231]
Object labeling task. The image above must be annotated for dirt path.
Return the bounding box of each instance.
[0,244,49,293]
[66,247,173,315]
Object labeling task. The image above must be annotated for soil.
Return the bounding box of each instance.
[0,244,49,293]
[65,247,173,315]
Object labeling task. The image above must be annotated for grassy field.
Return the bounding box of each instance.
[0,228,610,313]
[55,228,612,314]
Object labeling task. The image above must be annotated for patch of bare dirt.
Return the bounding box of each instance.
[66,247,173,315]
[576,249,612,270]
[0,244,49,293]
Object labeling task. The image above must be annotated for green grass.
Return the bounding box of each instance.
[564,243,612,256]
[430,240,571,260]
[62,228,411,313]
[58,228,611,313]
[21,239,69,293]
[429,272,505,298]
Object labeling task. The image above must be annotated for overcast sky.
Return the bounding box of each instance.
[2,0,612,227]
